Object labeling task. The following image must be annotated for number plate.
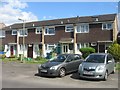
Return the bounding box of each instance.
[41,69,47,73]
[83,71,93,75]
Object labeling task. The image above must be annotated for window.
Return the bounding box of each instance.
[102,23,113,30]
[19,29,28,36]
[73,55,81,60]
[77,24,89,33]
[35,27,42,34]
[20,44,27,51]
[46,44,56,51]
[0,30,5,38]
[12,30,17,35]
[45,27,55,35]
[65,25,74,32]
[77,43,89,49]
[107,54,113,62]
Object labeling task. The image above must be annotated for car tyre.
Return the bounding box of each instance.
[103,71,108,81]
[59,68,66,77]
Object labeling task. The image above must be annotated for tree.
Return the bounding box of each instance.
[107,43,120,62]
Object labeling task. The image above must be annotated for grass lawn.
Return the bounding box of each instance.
[1,57,120,71]
[1,57,48,64]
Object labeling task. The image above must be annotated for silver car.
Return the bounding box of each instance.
[78,53,115,81]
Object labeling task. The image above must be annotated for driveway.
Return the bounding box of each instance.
[2,61,119,88]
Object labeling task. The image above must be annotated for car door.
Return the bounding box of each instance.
[106,54,114,74]
[65,55,75,73]
[72,54,83,71]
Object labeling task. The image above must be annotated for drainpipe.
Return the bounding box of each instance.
[42,26,45,57]
[113,15,118,42]
[17,30,19,57]
[73,24,77,54]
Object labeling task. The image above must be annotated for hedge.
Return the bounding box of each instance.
[107,43,120,62]
[80,47,95,58]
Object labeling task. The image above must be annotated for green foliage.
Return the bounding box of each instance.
[0,45,4,51]
[0,54,6,59]
[80,47,95,58]
[107,43,120,62]
[116,63,120,71]
[35,56,47,61]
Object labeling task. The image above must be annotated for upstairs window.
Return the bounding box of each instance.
[45,27,55,35]
[35,27,42,34]
[77,24,89,33]
[19,29,28,37]
[12,30,17,35]
[65,25,74,32]
[0,30,5,38]
[102,23,113,30]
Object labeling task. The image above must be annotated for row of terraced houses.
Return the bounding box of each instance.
[0,14,118,58]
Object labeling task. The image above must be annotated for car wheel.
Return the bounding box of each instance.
[103,71,108,81]
[59,68,66,77]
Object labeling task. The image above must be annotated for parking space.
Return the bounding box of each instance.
[2,62,119,88]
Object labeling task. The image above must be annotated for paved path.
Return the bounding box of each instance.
[2,61,119,88]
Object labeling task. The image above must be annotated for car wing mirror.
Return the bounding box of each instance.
[108,60,112,63]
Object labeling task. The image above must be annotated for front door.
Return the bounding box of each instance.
[28,45,33,58]
[62,44,69,54]
[99,44,105,53]
[10,46,14,56]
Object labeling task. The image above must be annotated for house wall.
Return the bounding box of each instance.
[19,28,42,44]
[2,30,17,44]
[76,23,113,43]
[44,26,74,44]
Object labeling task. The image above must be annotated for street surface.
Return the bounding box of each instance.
[2,61,119,88]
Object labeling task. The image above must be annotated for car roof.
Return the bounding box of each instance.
[90,53,109,56]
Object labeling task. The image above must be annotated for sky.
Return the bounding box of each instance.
[0,0,119,26]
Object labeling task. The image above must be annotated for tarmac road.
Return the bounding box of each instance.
[2,61,119,88]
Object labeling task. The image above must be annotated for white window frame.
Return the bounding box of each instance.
[46,44,56,51]
[35,27,42,34]
[77,43,89,49]
[0,30,5,38]
[102,23,113,30]
[19,29,28,37]
[77,24,89,33]
[65,24,74,32]
[45,26,55,35]
[12,30,17,35]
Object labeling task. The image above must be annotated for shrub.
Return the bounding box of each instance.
[0,54,6,59]
[80,47,95,58]
[107,43,120,62]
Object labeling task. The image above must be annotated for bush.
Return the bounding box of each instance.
[80,47,95,58]
[107,43,120,62]
[0,54,6,59]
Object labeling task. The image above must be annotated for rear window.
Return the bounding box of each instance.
[85,54,105,63]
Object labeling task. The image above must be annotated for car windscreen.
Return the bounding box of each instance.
[85,55,105,63]
[51,54,68,62]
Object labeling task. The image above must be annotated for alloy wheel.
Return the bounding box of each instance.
[59,68,66,77]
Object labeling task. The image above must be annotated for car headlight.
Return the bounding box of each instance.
[79,64,82,68]
[50,66,58,70]
[96,65,105,72]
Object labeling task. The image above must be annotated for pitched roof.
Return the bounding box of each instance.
[3,13,116,31]
[0,23,6,29]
